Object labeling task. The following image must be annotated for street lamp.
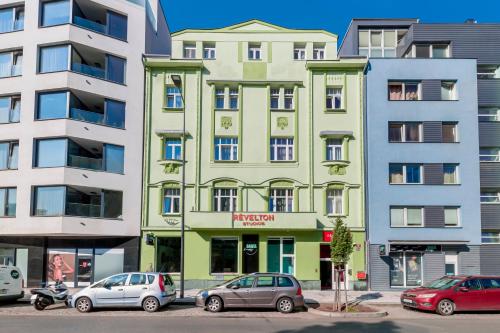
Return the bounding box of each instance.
[171,74,186,298]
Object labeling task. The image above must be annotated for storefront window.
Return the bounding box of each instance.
[390,252,422,287]
[47,249,76,286]
[0,248,15,265]
[211,238,238,274]
[156,237,180,273]
[267,238,295,274]
[94,248,124,282]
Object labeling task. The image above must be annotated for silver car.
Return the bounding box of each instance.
[70,272,176,313]
[196,273,305,313]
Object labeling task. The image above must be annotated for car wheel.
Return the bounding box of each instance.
[436,299,455,316]
[76,297,93,313]
[277,297,294,314]
[206,296,223,313]
[143,296,160,312]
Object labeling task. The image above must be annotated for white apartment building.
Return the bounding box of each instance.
[0,0,170,287]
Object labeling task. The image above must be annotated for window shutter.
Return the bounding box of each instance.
[424,206,445,228]
[423,122,443,143]
[423,164,444,185]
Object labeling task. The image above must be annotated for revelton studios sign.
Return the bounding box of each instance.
[232,213,275,227]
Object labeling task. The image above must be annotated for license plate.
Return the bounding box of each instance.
[402,298,413,304]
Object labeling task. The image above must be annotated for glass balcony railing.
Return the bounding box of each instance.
[68,154,103,171]
[70,108,104,125]
[73,16,106,34]
[71,62,105,79]
[13,19,24,31]
[66,202,101,218]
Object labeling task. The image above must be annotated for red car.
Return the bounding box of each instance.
[400,275,500,315]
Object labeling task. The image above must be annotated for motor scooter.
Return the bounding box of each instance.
[30,281,69,310]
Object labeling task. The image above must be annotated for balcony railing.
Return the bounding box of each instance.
[480,154,500,162]
[70,108,104,125]
[481,195,500,203]
[73,16,106,34]
[68,154,102,170]
[478,114,499,122]
[71,63,105,79]
[66,202,101,218]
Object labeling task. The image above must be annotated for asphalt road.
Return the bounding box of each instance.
[2,315,500,333]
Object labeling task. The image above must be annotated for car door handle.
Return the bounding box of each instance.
[117,288,123,291]
[271,289,276,292]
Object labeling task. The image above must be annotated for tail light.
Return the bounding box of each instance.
[158,274,165,292]
[296,286,302,296]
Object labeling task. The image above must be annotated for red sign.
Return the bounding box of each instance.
[322,231,333,242]
[357,271,367,280]
[232,213,275,226]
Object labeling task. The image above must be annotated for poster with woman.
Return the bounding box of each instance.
[47,249,75,286]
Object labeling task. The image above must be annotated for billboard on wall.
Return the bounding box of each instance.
[46,249,75,286]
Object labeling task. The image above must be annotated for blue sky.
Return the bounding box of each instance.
[160,0,500,41]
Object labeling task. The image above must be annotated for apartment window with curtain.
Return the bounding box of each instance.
[389,164,422,184]
[444,207,459,227]
[214,137,238,161]
[388,82,420,101]
[390,207,424,227]
[203,43,216,59]
[163,188,180,214]
[0,188,16,217]
[326,189,343,215]
[269,189,293,212]
[164,138,181,160]
[0,95,20,124]
[183,43,196,59]
[41,0,70,27]
[33,186,66,216]
[213,188,237,212]
[441,81,457,100]
[0,141,18,170]
[0,6,24,33]
[388,123,422,142]
[0,50,22,78]
[442,123,458,143]
[326,139,342,161]
[39,45,69,73]
[293,44,306,60]
[166,87,182,108]
[443,164,459,184]
[313,43,325,60]
[326,87,342,109]
[270,138,294,161]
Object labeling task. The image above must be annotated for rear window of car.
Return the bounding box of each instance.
[481,279,500,289]
[278,277,294,287]
[162,274,174,286]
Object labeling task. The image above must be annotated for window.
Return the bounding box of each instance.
[267,238,294,274]
[35,138,67,167]
[0,188,16,217]
[313,44,325,60]
[326,189,343,215]
[388,82,420,101]
[293,44,306,60]
[203,43,216,59]
[106,11,128,40]
[105,55,126,84]
[0,95,20,123]
[326,87,342,109]
[480,278,500,289]
[270,88,280,109]
[37,91,68,119]
[388,123,422,142]
[482,232,500,244]
[442,123,457,143]
[166,87,182,108]
[481,191,500,203]
[284,89,294,109]
[326,139,343,161]
[215,88,225,109]
[104,274,128,288]
[256,276,276,287]
[163,188,180,214]
[248,43,261,60]
[34,186,66,216]
[358,29,404,57]
[0,50,22,78]
[41,0,70,27]
[407,44,450,58]
[211,238,238,273]
[415,45,430,58]
[156,237,181,273]
[270,138,294,161]
[0,141,18,170]
[129,274,147,286]
[229,88,238,109]
[479,108,500,122]
[444,207,459,226]
[39,45,69,73]
[227,276,255,289]
[477,65,500,79]
[480,148,500,162]
[183,43,196,59]
[432,45,449,58]
[441,81,456,100]
[214,137,238,161]
[104,144,124,174]
[390,207,424,227]
[278,276,294,287]
[389,164,422,184]
[213,188,237,212]
[390,252,422,287]
[269,189,293,212]
[164,138,181,160]
[443,164,458,184]
[0,6,24,33]
[460,279,482,290]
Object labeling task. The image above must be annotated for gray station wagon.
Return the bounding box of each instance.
[195,273,305,313]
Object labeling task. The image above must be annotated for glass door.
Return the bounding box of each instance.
[445,253,458,276]
[76,249,93,287]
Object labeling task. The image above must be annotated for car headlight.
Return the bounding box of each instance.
[416,293,436,299]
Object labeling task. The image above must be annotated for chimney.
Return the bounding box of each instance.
[464,18,477,24]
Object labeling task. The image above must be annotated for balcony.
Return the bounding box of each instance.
[72,0,128,40]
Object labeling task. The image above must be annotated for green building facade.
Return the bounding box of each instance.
[141,20,367,290]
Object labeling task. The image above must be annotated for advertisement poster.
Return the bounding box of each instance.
[405,254,422,286]
[47,249,75,286]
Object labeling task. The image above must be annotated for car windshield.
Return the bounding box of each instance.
[424,277,462,290]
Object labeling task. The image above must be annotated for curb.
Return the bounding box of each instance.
[305,304,388,318]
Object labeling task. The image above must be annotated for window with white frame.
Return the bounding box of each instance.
[229,88,239,109]
[215,88,225,109]
[267,238,295,274]
[478,108,500,122]
[284,88,294,109]
[441,81,457,100]
[270,88,280,109]
[482,231,500,244]
[213,188,237,212]
[326,139,343,161]
[407,44,450,58]
[358,29,406,57]
[388,82,420,101]
[313,44,325,60]
[390,207,424,227]
[166,87,182,108]
[389,164,422,184]
[183,43,196,59]
[443,164,459,184]
[388,122,422,142]
[269,189,293,212]
[270,138,294,161]
[214,137,238,161]
[248,43,261,60]
[480,147,500,162]
[326,87,342,109]
[326,189,343,215]
[164,138,181,160]
[444,207,460,227]
[203,42,216,59]
[293,44,306,60]
[163,188,180,214]
[481,190,500,203]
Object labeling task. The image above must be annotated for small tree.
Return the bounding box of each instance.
[330,217,353,311]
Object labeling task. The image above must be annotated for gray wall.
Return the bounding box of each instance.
[481,204,500,229]
[480,163,500,187]
[481,245,500,275]
[478,79,500,106]
[145,0,171,55]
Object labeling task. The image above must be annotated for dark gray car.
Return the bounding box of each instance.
[195,273,305,313]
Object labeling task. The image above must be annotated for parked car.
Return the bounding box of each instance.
[69,272,176,313]
[0,266,24,302]
[196,272,304,313]
[400,275,500,315]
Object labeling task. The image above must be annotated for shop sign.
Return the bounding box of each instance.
[232,213,275,226]
[322,231,333,242]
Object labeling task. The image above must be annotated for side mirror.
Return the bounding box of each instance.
[231,284,240,290]
[458,287,469,292]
